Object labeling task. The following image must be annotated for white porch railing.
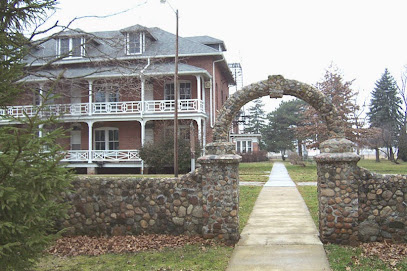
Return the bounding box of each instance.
[61,150,141,162]
[145,99,203,113]
[0,99,204,119]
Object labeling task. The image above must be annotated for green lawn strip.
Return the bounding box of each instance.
[239,186,263,232]
[284,161,317,183]
[239,174,268,182]
[239,161,272,182]
[239,161,272,175]
[34,185,262,270]
[35,244,233,271]
[296,186,318,226]
[358,159,407,174]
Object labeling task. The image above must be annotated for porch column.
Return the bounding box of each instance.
[88,80,93,116]
[87,121,94,164]
[141,76,145,115]
[39,83,44,106]
[202,118,206,155]
[140,120,146,146]
[202,79,206,113]
[196,75,201,112]
[196,118,202,147]
[38,84,44,137]
[140,120,146,175]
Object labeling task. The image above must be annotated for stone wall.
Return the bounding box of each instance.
[316,137,407,245]
[58,143,241,245]
[59,171,204,236]
[358,168,407,242]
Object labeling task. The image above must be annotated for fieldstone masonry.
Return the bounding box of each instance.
[315,138,361,245]
[58,142,241,244]
[316,137,407,244]
[60,171,204,237]
[58,75,406,245]
[198,142,241,243]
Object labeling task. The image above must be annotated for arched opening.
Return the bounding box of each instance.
[212,75,344,143]
[199,75,360,245]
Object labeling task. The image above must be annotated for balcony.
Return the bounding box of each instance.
[61,150,142,162]
[0,99,205,120]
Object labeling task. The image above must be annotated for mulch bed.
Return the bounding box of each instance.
[360,241,407,268]
[47,235,217,257]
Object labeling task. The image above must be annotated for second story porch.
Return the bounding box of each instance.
[1,63,211,123]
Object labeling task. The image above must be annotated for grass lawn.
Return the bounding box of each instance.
[284,161,317,182]
[239,161,272,182]
[286,160,407,271]
[34,185,262,271]
[358,159,407,174]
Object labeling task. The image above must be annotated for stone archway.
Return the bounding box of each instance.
[199,75,360,245]
[212,74,343,143]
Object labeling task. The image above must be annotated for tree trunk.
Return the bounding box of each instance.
[375,147,380,162]
[298,139,303,159]
[389,147,395,161]
[397,122,407,161]
[281,150,286,161]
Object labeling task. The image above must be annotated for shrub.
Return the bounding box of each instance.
[239,151,268,163]
[139,133,200,174]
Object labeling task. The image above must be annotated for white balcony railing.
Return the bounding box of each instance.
[61,150,141,162]
[0,99,204,120]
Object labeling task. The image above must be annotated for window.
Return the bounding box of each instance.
[236,140,253,153]
[164,83,175,100]
[180,82,191,100]
[70,130,81,150]
[95,128,119,150]
[164,82,191,100]
[57,37,85,58]
[126,32,145,55]
[94,84,119,113]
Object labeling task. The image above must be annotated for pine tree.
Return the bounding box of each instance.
[0,1,72,270]
[244,98,266,134]
[367,69,403,161]
[262,99,305,160]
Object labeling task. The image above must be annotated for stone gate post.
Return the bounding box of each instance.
[197,142,241,244]
[315,138,360,245]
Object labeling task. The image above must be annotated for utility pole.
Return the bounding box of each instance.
[161,0,179,177]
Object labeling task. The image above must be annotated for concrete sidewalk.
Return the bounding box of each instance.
[227,162,331,271]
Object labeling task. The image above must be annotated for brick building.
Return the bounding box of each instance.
[0,25,234,173]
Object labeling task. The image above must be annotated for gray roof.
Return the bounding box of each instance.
[26,26,224,64]
[22,62,210,82]
[186,36,226,51]
[24,25,234,84]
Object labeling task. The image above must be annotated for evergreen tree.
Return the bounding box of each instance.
[0,1,72,270]
[244,98,266,134]
[367,69,403,161]
[262,99,305,160]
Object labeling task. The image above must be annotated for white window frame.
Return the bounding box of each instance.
[236,140,253,153]
[94,127,119,151]
[126,32,145,55]
[57,37,86,58]
[164,81,192,100]
[94,84,119,103]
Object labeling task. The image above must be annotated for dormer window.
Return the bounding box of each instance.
[126,32,145,55]
[57,37,85,58]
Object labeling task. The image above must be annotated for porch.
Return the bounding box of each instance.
[0,99,205,121]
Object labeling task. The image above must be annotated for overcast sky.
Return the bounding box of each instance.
[50,0,407,112]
